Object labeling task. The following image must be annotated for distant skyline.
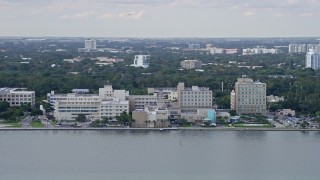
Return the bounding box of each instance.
[0,0,320,38]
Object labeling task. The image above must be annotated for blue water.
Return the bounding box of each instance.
[0,130,319,180]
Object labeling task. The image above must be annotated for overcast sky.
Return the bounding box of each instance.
[0,0,319,37]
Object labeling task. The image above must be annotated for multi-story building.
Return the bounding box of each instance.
[128,95,157,112]
[0,88,35,107]
[225,49,238,54]
[289,44,306,53]
[188,44,201,50]
[243,47,279,55]
[100,100,129,119]
[85,39,96,49]
[306,49,320,70]
[48,85,129,121]
[131,55,150,68]
[180,60,202,69]
[289,44,320,54]
[231,78,267,115]
[178,83,212,113]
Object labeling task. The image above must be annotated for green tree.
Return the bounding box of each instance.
[116,111,134,126]
[228,110,237,116]
[75,114,87,122]
[0,101,10,112]
[30,109,43,116]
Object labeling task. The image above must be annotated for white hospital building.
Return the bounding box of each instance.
[48,85,129,121]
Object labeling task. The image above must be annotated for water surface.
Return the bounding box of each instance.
[0,130,319,180]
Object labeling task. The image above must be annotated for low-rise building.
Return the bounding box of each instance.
[267,95,284,103]
[132,107,169,128]
[181,109,216,124]
[0,88,35,107]
[276,109,295,116]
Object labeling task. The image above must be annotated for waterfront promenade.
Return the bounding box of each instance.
[1,127,320,131]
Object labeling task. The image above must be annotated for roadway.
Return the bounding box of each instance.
[21,116,33,128]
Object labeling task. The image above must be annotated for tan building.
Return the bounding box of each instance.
[178,83,212,113]
[0,88,35,107]
[132,107,169,128]
[231,78,267,115]
[128,95,157,112]
[180,60,202,69]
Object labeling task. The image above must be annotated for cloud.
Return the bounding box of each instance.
[243,11,256,17]
[273,12,288,17]
[99,10,145,20]
[299,12,313,16]
[59,11,95,19]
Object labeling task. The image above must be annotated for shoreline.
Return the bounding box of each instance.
[0,127,320,131]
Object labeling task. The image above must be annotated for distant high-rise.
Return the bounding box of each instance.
[180,60,202,69]
[289,44,306,53]
[85,39,96,49]
[188,44,201,50]
[289,44,320,54]
[306,49,320,70]
[231,78,266,115]
[131,55,150,68]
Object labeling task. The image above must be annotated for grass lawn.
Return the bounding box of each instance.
[30,121,44,128]
[0,121,22,128]
[49,120,57,126]
[232,123,275,128]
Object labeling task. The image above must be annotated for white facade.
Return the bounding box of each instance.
[289,44,306,53]
[0,88,35,107]
[225,49,238,54]
[289,44,320,54]
[85,39,96,49]
[243,47,279,55]
[180,60,202,69]
[131,55,150,68]
[306,50,320,70]
[100,100,129,119]
[48,85,129,121]
[188,44,201,50]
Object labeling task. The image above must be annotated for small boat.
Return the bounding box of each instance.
[159,128,164,131]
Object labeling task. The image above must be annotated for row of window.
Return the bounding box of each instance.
[58,107,98,109]
[58,102,100,105]
[101,113,122,116]
[0,98,33,101]
[101,109,127,112]
[181,99,211,102]
[58,110,99,113]
[181,92,211,95]
[101,106,128,108]
[0,95,33,97]
[51,98,99,101]
[135,98,157,101]
[181,103,211,106]
[181,95,211,98]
